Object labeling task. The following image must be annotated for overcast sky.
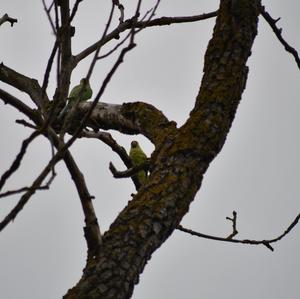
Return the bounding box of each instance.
[1,1,300,298]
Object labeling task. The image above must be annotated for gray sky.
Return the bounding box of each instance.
[1,1,300,298]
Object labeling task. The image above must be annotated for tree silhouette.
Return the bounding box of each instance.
[1,1,299,298]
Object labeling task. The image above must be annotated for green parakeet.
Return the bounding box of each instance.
[58,78,92,120]
[129,140,147,184]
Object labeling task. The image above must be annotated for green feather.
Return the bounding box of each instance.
[58,78,92,120]
[68,78,92,103]
[129,140,147,184]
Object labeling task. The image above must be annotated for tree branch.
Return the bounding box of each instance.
[75,101,177,145]
[74,10,217,65]
[41,41,59,102]
[0,63,48,108]
[62,148,103,258]
[226,210,238,239]
[0,185,49,198]
[42,0,57,35]
[0,153,59,231]
[80,130,131,166]
[138,10,218,28]
[64,2,262,297]
[113,0,125,24]
[0,130,40,191]
[109,160,149,179]
[0,88,41,123]
[0,126,103,257]
[70,0,83,23]
[261,6,300,70]
[0,13,17,27]
[80,130,141,190]
[177,212,300,252]
[57,0,73,102]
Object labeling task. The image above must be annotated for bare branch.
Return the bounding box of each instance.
[96,31,131,60]
[0,88,41,123]
[134,0,161,34]
[80,130,141,190]
[0,127,102,256]
[0,153,58,231]
[177,212,300,251]
[42,0,57,35]
[109,160,149,179]
[74,10,217,65]
[113,0,125,24]
[85,2,116,80]
[75,101,176,145]
[62,147,102,258]
[0,13,18,27]
[0,63,48,109]
[0,131,40,191]
[15,119,38,129]
[0,185,49,198]
[261,6,300,70]
[80,130,131,166]
[226,210,238,239]
[139,10,218,28]
[57,0,73,102]
[41,41,59,101]
[70,0,83,23]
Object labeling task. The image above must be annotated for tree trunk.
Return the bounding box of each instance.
[64,1,261,298]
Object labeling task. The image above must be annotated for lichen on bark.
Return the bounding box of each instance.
[64,1,261,298]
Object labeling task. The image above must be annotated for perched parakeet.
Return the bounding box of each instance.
[58,78,92,120]
[129,140,147,184]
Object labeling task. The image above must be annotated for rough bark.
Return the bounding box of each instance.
[64,1,261,298]
[0,63,48,108]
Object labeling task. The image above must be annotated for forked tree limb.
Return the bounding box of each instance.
[0,89,102,255]
[177,211,300,252]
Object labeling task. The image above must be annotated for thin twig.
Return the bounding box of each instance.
[113,0,125,24]
[74,10,217,64]
[80,130,141,190]
[15,119,38,129]
[135,0,161,34]
[0,130,40,191]
[261,6,300,70]
[41,41,59,100]
[0,151,60,231]
[86,2,116,80]
[0,186,49,198]
[42,0,57,35]
[97,31,131,60]
[80,130,131,166]
[54,0,61,90]
[70,0,83,23]
[226,210,238,239]
[177,212,300,251]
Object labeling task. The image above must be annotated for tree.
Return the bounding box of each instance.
[1,1,300,298]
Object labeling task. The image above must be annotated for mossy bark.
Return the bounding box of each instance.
[64,1,261,298]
